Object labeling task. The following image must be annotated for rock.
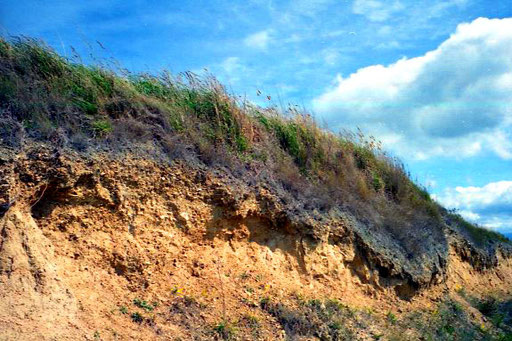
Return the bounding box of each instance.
[0,202,12,217]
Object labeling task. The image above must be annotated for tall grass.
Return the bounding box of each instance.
[0,37,508,247]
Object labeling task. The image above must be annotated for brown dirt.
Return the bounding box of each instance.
[0,150,511,340]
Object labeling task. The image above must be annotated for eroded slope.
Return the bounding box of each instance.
[1,147,511,340]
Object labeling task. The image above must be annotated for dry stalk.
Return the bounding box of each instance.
[30,182,49,208]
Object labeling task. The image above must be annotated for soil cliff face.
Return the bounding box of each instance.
[1,146,511,340]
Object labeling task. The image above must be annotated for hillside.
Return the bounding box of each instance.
[1,38,512,340]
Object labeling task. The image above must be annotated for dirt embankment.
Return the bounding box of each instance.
[1,147,511,340]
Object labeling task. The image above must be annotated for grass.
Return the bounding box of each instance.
[242,313,260,328]
[133,298,155,312]
[446,211,510,246]
[387,312,398,325]
[472,296,512,334]
[256,294,512,340]
[0,36,509,251]
[260,296,355,340]
[213,320,237,340]
[92,119,113,136]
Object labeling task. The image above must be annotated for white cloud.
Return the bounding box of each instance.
[433,181,512,232]
[244,30,272,49]
[425,179,437,189]
[377,25,392,36]
[278,0,335,23]
[220,57,245,74]
[293,0,335,14]
[323,30,346,38]
[352,0,404,22]
[214,56,247,84]
[427,0,468,18]
[283,33,302,43]
[434,181,512,210]
[352,0,467,23]
[375,40,401,50]
[313,17,512,160]
[322,48,341,65]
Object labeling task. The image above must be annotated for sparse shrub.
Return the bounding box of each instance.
[182,295,198,306]
[453,302,464,313]
[325,299,345,312]
[92,119,113,136]
[474,296,510,329]
[356,175,371,200]
[387,312,398,325]
[307,299,322,309]
[242,313,261,330]
[133,298,154,312]
[0,117,23,147]
[443,324,455,334]
[492,313,506,328]
[260,297,354,340]
[259,296,271,310]
[371,172,384,192]
[213,320,237,340]
[497,332,512,341]
[130,312,143,323]
[454,284,466,297]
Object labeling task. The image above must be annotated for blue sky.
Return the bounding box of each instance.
[2,0,512,233]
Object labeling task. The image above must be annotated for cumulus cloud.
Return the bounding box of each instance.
[433,181,512,232]
[313,17,512,160]
[244,30,272,49]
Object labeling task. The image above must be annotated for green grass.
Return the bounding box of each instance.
[133,298,155,312]
[257,295,512,340]
[130,312,143,323]
[92,119,113,135]
[447,212,510,246]
[213,320,237,340]
[387,311,398,325]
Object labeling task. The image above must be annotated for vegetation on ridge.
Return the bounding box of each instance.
[0,37,508,248]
